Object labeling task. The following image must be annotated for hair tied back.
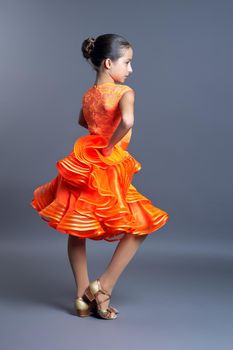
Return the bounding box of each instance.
[82,36,96,59]
[81,33,131,73]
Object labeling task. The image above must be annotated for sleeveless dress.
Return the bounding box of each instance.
[30,82,169,242]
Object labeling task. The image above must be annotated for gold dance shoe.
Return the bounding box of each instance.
[75,289,119,318]
[84,278,118,320]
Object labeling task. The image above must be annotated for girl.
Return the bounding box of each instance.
[30,33,169,320]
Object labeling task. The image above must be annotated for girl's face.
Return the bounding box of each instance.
[104,47,133,83]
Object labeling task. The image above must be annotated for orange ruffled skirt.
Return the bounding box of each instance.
[30,134,169,242]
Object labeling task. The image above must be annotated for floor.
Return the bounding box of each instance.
[0,232,232,350]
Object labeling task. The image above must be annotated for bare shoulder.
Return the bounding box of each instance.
[118,84,135,104]
[118,84,135,96]
[118,84,135,105]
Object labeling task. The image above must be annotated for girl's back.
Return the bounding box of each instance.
[83,82,134,150]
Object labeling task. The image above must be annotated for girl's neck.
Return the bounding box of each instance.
[94,74,115,86]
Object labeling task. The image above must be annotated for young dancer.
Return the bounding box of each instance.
[30,33,169,320]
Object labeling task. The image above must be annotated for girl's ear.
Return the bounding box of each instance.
[104,58,112,69]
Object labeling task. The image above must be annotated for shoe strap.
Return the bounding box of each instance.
[95,279,113,307]
[99,307,116,319]
[96,278,111,297]
[95,292,110,306]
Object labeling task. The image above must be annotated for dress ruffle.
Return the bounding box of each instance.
[30,134,169,242]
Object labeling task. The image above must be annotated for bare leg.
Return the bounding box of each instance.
[67,235,90,298]
[96,233,148,315]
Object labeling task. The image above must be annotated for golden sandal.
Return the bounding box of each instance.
[75,287,119,317]
[84,278,118,320]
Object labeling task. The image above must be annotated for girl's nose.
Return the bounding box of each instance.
[128,63,133,74]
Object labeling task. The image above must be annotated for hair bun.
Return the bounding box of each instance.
[82,36,96,59]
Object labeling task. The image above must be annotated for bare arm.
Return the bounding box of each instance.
[102,90,135,155]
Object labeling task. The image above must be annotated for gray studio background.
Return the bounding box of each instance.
[1,0,232,349]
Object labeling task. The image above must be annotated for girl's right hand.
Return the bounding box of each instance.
[100,147,113,156]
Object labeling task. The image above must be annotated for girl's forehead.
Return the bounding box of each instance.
[121,48,133,59]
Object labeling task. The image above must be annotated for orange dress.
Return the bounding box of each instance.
[30,82,169,242]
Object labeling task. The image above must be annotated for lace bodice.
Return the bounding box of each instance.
[82,82,135,150]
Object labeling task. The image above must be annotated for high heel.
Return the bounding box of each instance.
[84,278,118,320]
[75,294,95,317]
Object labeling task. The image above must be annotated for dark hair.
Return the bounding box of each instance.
[81,34,132,72]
